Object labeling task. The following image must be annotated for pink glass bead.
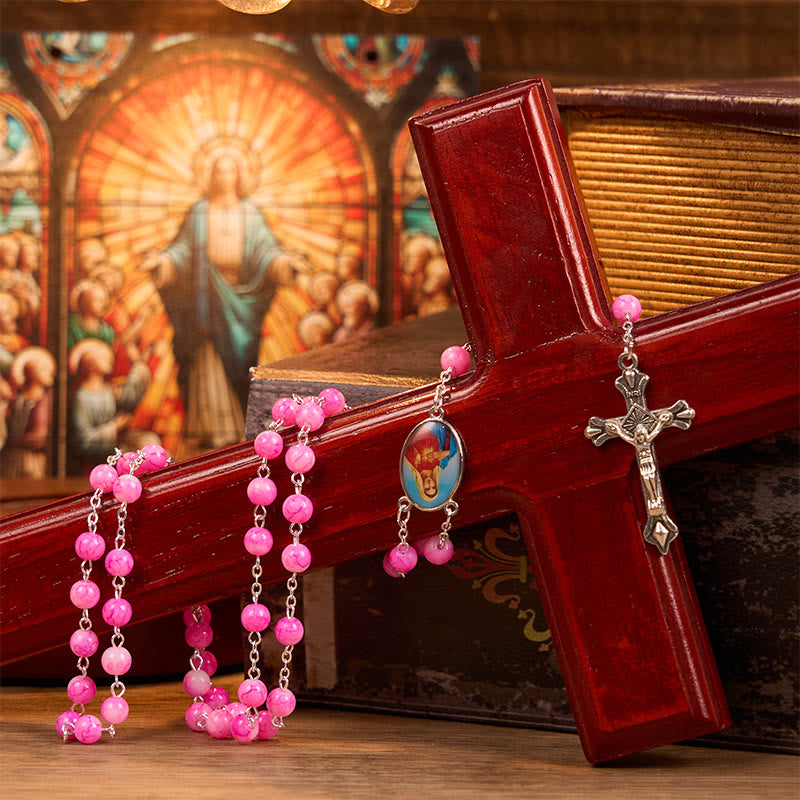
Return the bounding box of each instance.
[440,345,471,377]
[231,713,259,743]
[247,477,277,507]
[275,616,304,646]
[75,531,106,562]
[105,548,134,576]
[182,604,211,626]
[241,603,271,632]
[101,696,129,724]
[102,597,132,627]
[388,544,418,575]
[113,473,142,504]
[183,669,212,697]
[422,535,455,565]
[141,443,168,469]
[256,709,280,740]
[238,678,268,708]
[282,494,313,524]
[101,646,132,676]
[203,686,229,709]
[295,402,325,432]
[57,710,80,740]
[185,622,213,649]
[281,543,312,573]
[199,650,218,677]
[69,579,101,610]
[285,444,315,473]
[185,701,211,732]
[271,397,296,427]
[89,463,117,492]
[70,628,98,658]
[116,451,138,476]
[382,551,402,578]
[611,294,642,323]
[244,526,273,556]
[254,430,283,460]
[318,387,346,415]
[67,675,97,705]
[227,702,248,718]
[267,687,296,718]
[74,714,103,744]
[205,708,232,739]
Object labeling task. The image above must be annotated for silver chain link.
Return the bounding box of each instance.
[618,314,639,370]
[396,496,412,551]
[438,499,459,547]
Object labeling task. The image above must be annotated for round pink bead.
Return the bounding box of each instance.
[254,430,283,460]
[267,687,296,718]
[282,493,313,524]
[240,603,271,632]
[275,617,304,646]
[101,646,132,676]
[295,402,325,432]
[74,714,103,744]
[318,387,346,415]
[227,701,248,718]
[256,709,280,740]
[70,628,99,658]
[102,598,132,627]
[113,473,142,504]
[247,477,277,507]
[185,622,213,649]
[101,696,129,724]
[231,713,259,743]
[183,669,212,697]
[244,526,273,556]
[75,531,106,562]
[141,443,168,469]
[382,551,402,578]
[57,710,80,740]
[205,707,232,739]
[611,294,642,323]
[185,701,211,731]
[422,535,455,565]
[285,444,315,473]
[69,579,101,610]
[271,397,297,426]
[182,604,211,627]
[440,345,471,377]
[89,463,117,492]
[203,686,229,709]
[67,675,97,705]
[281,543,312,573]
[115,451,138,476]
[105,548,134,576]
[199,650,217,677]
[238,678,268,708]
[388,544,418,575]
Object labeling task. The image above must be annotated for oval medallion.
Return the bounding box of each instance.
[399,418,464,511]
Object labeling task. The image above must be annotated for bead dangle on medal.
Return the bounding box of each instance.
[384,344,471,577]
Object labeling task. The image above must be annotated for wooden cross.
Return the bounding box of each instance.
[1,79,797,764]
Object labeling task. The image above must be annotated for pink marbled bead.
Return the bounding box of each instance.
[238,678,268,708]
[275,617,304,646]
[254,430,283,460]
[69,628,99,658]
[141,443,168,470]
[388,544,418,575]
[440,345,471,377]
[113,473,142,504]
[74,714,103,744]
[69,579,101,610]
[101,696,129,724]
[382,551,402,578]
[185,622,213,649]
[227,702,248,718]
[271,397,297,427]
[74,531,106,562]
[422,535,455,565]
[256,709,280,740]
[203,686,229,709]
[295,402,325,432]
[267,687,296,718]
[240,602,271,632]
[105,548,134,577]
[183,669,212,697]
[244,526,273,556]
[182,605,211,627]
[89,463,118,492]
[116,451,138,476]
[198,650,218,677]
[101,646,132,676]
[57,710,80,740]
[102,597,132,627]
[281,543,312,573]
[282,493,313,524]
[231,713,259,743]
[247,477,277,507]
[611,294,642,323]
[185,701,211,731]
[205,708,232,739]
[67,675,97,705]
[318,387,346,415]
[285,444,315,473]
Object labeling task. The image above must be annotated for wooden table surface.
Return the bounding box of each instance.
[1,676,797,799]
